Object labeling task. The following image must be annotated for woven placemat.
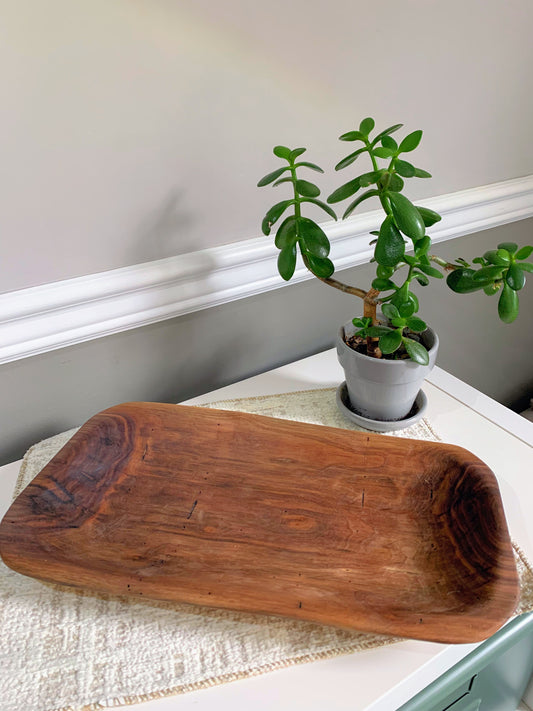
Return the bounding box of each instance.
[1,388,532,711]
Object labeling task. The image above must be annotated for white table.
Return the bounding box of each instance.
[1,350,532,711]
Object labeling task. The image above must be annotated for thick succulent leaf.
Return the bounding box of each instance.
[343,189,380,218]
[415,206,442,227]
[484,282,501,296]
[519,262,533,273]
[372,124,403,144]
[497,242,518,254]
[403,338,429,365]
[414,168,432,178]
[446,268,488,293]
[483,249,511,266]
[335,147,368,171]
[371,277,396,291]
[277,244,297,281]
[305,254,335,278]
[498,283,519,323]
[388,192,425,240]
[261,199,294,235]
[381,135,399,151]
[273,145,292,159]
[375,215,405,267]
[417,263,444,279]
[472,265,505,282]
[295,161,324,173]
[395,160,416,178]
[376,264,395,278]
[295,179,320,198]
[382,303,400,320]
[272,177,293,187]
[516,245,533,260]
[359,117,375,135]
[398,300,416,318]
[379,329,403,354]
[373,147,395,159]
[303,198,337,220]
[365,326,393,337]
[298,218,331,258]
[359,170,383,187]
[327,177,361,204]
[414,236,431,257]
[398,130,423,153]
[387,173,404,192]
[406,316,427,332]
[506,263,526,291]
[257,166,289,187]
[274,216,298,249]
[413,272,430,286]
[289,147,306,160]
[339,130,364,141]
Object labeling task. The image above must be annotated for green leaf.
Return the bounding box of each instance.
[295,161,324,173]
[388,192,425,240]
[382,303,400,320]
[365,326,393,337]
[379,329,403,354]
[403,255,418,267]
[305,254,334,278]
[376,264,395,278]
[296,179,320,198]
[298,218,331,258]
[387,174,404,192]
[414,236,431,257]
[406,316,427,332]
[273,145,292,160]
[375,215,405,267]
[417,263,444,279]
[277,244,297,280]
[381,135,398,151]
[274,216,297,249]
[289,147,306,160]
[398,300,416,318]
[371,277,396,291]
[519,262,533,273]
[516,245,533,260]
[446,268,488,293]
[483,249,511,266]
[395,160,416,178]
[498,283,519,323]
[327,178,361,204]
[413,272,430,286]
[416,206,442,227]
[506,263,526,291]
[335,147,368,171]
[414,168,432,178]
[497,242,518,254]
[359,117,375,136]
[398,130,423,153]
[343,189,380,218]
[358,170,383,187]
[473,265,505,282]
[257,166,289,187]
[403,338,429,365]
[373,124,403,144]
[272,177,293,187]
[302,198,337,220]
[484,282,501,296]
[373,147,395,159]
[339,130,364,142]
[352,317,372,329]
[261,199,293,235]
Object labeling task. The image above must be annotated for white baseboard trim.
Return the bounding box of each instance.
[1,175,533,365]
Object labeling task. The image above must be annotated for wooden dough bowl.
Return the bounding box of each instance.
[0,403,520,643]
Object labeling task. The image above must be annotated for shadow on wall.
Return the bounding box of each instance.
[128,189,197,263]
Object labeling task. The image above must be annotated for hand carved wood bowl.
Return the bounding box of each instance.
[0,403,519,643]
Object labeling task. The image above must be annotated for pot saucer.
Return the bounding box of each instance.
[336,382,428,433]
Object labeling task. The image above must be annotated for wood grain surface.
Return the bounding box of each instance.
[0,402,520,643]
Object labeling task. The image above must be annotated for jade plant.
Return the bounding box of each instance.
[258,118,533,365]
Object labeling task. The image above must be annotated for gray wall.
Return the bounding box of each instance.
[1,0,533,292]
[1,220,532,466]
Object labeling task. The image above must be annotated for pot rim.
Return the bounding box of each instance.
[337,322,439,367]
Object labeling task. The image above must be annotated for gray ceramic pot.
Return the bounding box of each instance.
[336,320,439,421]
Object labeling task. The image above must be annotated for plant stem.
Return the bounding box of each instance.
[429,255,457,271]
